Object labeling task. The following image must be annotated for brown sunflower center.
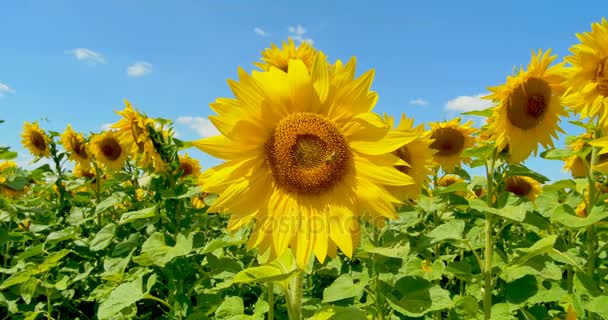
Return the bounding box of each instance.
[506,77,551,130]
[505,176,531,197]
[180,162,193,177]
[394,146,413,174]
[31,131,47,152]
[100,138,122,161]
[430,128,465,156]
[596,58,608,96]
[71,136,88,159]
[264,112,350,194]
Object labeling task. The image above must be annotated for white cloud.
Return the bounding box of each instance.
[254,27,270,37]
[445,93,492,112]
[409,98,428,106]
[288,24,313,44]
[101,123,113,131]
[176,116,220,137]
[127,61,153,77]
[65,48,106,65]
[0,82,15,96]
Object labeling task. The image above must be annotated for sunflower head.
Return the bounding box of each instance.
[562,18,608,126]
[195,53,414,269]
[505,175,542,202]
[438,174,464,187]
[486,50,566,163]
[90,131,130,171]
[21,122,51,157]
[255,38,317,72]
[178,153,202,178]
[390,114,435,200]
[0,161,17,184]
[74,162,96,179]
[427,118,475,173]
[191,193,208,209]
[60,125,90,165]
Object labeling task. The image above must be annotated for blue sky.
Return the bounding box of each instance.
[1,0,606,180]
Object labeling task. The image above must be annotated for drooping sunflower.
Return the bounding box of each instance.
[485,49,566,163]
[562,18,608,126]
[255,38,317,72]
[504,175,542,202]
[195,53,414,269]
[389,114,435,200]
[21,122,51,157]
[427,118,476,173]
[437,174,464,187]
[178,153,202,179]
[112,100,167,172]
[60,125,90,166]
[90,131,130,171]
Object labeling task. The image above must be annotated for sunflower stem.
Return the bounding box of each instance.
[286,270,303,320]
[267,282,275,320]
[92,161,103,226]
[483,148,497,320]
[586,129,599,286]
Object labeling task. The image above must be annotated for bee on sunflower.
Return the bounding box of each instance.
[60,125,90,167]
[255,38,317,72]
[562,18,608,127]
[90,131,130,171]
[427,118,476,173]
[21,122,51,157]
[195,48,414,269]
[485,49,566,163]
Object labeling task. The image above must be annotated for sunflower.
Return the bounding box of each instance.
[178,153,202,178]
[427,118,475,173]
[21,122,51,157]
[387,114,435,200]
[562,18,608,126]
[437,174,464,187]
[0,161,17,184]
[73,162,96,179]
[195,53,414,269]
[589,136,608,174]
[255,38,317,72]
[112,100,166,172]
[60,125,90,166]
[485,50,566,163]
[90,131,130,171]
[504,175,542,202]
[191,193,208,209]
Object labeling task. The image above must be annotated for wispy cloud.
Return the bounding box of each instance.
[445,93,492,112]
[101,123,113,131]
[0,82,15,97]
[127,61,153,77]
[288,25,313,44]
[409,98,428,106]
[65,48,106,65]
[176,116,220,137]
[254,27,270,37]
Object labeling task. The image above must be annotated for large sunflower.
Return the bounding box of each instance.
[178,153,202,179]
[60,125,90,166]
[485,49,566,163]
[504,175,542,202]
[427,118,475,173]
[21,122,51,157]
[255,38,317,72]
[562,18,608,126]
[90,131,130,171]
[195,54,414,268]
[389,114,435,200]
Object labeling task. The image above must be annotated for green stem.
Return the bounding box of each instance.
[92,161,103,226]
[483,148,497,320]
[143,294,174,311]
[287,271,303,320]
[267,282,275,320]
[375,271,385,320]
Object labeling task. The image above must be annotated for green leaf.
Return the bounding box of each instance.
[322,274,365,303]
[540,148,575,160]
[4,176,28,191]
[20,277,38,304]
[385,277,453,317]
[416,220,465,250]
[46,230,76,244]
[551,204,608,228]
[462,107,493,117]
[508,235,557,266]
[214,296,245,319]
[36,249,70,273]
[95,192,127,214]
[0,271,31,290]
[89,223,116,251]
[232,265,295,285]
[587,295,608,319]
[133,232,193,267]
[507,164,549,183]
[469,198,526,222]
[97,276,146,320]
[312,306,368,320]
[118,205,157,225]
[0,150,18,160]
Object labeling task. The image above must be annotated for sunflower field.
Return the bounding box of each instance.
[2,18,608,320]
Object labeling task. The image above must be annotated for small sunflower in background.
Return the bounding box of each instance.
[73,162,96,179]
[178,153,202,179]
[255,38,316,72]
[0,161,17,184]
[195,51,414,269]
[427,118,476,173]
[437,174,464,187]
[504,175,542,202]
[21,122,51,157]
[562,18,608,126]
[60,125,90,167]
[589,136,608,174]
[90,131,130,171]
[485,49,566,163]
[389,114,435,200]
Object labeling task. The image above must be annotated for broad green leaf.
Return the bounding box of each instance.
[0,271,31,290]
[232,265,295,284]
[133,232,193,267]
[416,219,465,250]
[20,277,38,304]
[89,223,116,251]
[322,274,364,303]
[214,296,245,319]
[312,306,368,320]
[97,276,146,320]
[385,277,453,317]
[359,241,410,259]
[46,229,76,244]
[540,148,575,160]
[95,192,127,214]
[469,199,526,222]
[118,205,156,225]
[462,107,493,117]
[551,204,608,228]
[507,164,549,183]
[508,235,557,266]
[37,249,70,273]
[587,295,608,319]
